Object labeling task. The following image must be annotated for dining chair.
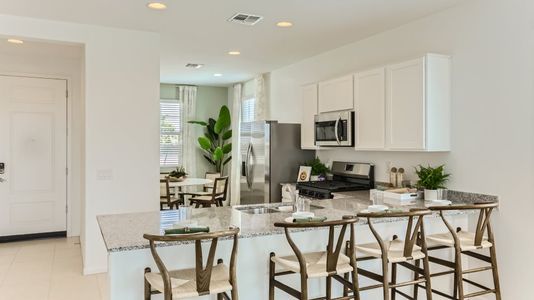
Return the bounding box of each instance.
[418,202,501,300]
[354,209,433,300]
[188,176,229,208]
[160,178,182,210]
[269,215,360,300]
[143,227,239,300]
[204,172,221,192]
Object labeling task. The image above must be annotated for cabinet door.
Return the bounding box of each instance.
[354,68,386,150]
[318,75,354,113]
[301,84,318,149]
[386,58,426,150]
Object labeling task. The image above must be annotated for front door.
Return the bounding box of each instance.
[0,75,67,237]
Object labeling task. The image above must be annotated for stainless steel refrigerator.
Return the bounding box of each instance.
[240,121,315,205]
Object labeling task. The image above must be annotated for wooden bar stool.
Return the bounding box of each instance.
[419,202,501,300]
[355,209,433,300]
[143,227,239,300]
[269,215,360,300]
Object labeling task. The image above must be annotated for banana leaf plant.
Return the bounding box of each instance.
[189,105,232,174]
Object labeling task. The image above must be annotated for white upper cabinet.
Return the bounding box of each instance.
[354,68,386,150]
[301,84,318,149]
[386,54,450,151]
[318,75,354,113]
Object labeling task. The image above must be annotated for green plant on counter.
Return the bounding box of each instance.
[169,166,187,179]
[189,105,232,174]
[306,157,330,176]
[415,164,450,190]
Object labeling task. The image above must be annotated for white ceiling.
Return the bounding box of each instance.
[0,0,464,86]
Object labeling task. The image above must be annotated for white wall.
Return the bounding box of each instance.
[269,0,534,298]
[0,14,161,274]
[0,41,83,237]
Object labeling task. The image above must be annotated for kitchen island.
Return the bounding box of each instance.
[97,191,496,300]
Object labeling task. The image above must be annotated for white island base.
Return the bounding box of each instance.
[106,215,468,300]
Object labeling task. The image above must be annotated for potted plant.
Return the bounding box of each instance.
[415,164,450,200]
[189,105,232,174]
[168,166,187,181]
[306,157,330,181]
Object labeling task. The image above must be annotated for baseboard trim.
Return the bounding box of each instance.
[83,266,108,275]
[0,231,67,243]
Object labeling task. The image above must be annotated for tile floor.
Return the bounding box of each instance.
[0,237,108,300]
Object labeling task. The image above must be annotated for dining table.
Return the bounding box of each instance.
[168,177,213,197]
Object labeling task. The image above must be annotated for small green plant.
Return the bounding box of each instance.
[306,157,330,176]
[169,166,187,179]
[189,105,232,174]
[415,165,450,190]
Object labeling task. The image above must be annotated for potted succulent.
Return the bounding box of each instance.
[306,157,330,181]
[168,166,187,182]
[415,164,450,200]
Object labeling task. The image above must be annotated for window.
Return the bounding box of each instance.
[160,99,182,168]
[241,97,256,122]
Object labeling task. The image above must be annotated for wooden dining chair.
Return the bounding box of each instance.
[269,215,360,300]
[143,227,239,300]
[189,177,229,208]
[204,172,221,192]
[418,202,501,300]
[160,178,181,210]
[354,209,433,300]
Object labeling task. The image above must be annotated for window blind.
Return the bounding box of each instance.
[160,99,183,167]
[241,97,256,123]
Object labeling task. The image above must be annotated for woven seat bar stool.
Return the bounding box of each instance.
[416,202,501,300]
[354,209,433,300]
[143,227,239,300]
[269,215,360,300]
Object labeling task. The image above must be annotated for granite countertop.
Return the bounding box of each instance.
[97,190,497,253]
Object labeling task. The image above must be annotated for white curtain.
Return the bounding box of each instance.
[178,85,197,178]
[230,83,242,205]
[254,74,267,120]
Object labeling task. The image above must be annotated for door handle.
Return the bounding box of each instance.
[334,116,341,145]
[245,143,253,189]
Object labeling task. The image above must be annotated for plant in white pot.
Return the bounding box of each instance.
[415,165,450,200]
[306,157,330,181]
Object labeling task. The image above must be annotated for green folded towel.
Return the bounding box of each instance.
[293,216,327,223]
[164,226,210,235]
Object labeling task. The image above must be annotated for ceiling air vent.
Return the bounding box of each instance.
[228,13,263,26]
[185,63,204,69]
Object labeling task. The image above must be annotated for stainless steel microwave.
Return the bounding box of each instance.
[314,110,355,147]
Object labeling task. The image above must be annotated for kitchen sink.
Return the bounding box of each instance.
[234,204,324,215]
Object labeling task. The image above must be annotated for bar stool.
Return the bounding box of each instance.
[419,202,501,300]
[143,227,239,300]
[269,215,360,300]
[354,209,433,299]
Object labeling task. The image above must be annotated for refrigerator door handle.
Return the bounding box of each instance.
[245,143,253,189]
[334,116,341,145]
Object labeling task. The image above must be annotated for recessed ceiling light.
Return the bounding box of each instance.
[213,73,223,77]
[228,51,241,56]
[7,39,24,44]
[147,2,167,10]
[276,21,293,28]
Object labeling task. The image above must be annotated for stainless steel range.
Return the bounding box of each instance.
[296,161,375,199]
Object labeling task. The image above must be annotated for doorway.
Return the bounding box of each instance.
[0,75,68,240]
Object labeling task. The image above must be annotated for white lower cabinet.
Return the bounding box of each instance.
[301,84,318,149]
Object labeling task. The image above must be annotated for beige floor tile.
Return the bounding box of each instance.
[0,282,50,300]
[54,246,81,260]
[0,246,20,256]
[48,274,101,300]
[13,248,54,264]
[0,254,15,267]
[52,256,83,277]
[0,265,10,285]
[96,273,109,300]
[4,260,53,286]
[53,237,81,249]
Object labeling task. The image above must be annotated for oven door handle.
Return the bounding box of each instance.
[334,116,341,145]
